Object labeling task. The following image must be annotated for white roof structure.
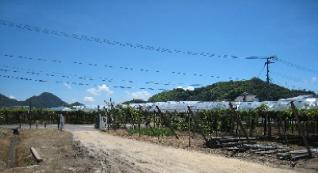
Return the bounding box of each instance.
[49,106,73,112]
[126,96,318,112]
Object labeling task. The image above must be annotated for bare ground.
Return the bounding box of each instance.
[0,128,11,171]
[0,128,101,173]
[72,130,310,173]
[106,129,318,172]
[1,125,317,173]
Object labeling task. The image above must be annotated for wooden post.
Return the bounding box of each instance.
[18,113,21,129]
[153,110,160,141]
[4,111,8,124]
[138,106,142,137]
[291,101,312,157]
[187,106,209,144]
[153,111,156,128]
[30,147,43,163]
[291,118,294,134]
[28,101,32,128]
[277,116,282,137]
[188,109,191,147]
[268,115,272,138]
[249,115,255,137]
[283,118,289,145]
[263,114,267,137]
[156,106,179,139]
[229,102,249,141]
[316,116,318,134]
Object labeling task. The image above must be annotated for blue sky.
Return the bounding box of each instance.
[0,0,318,106]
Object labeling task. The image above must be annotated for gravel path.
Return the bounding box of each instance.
[72,130,298,173]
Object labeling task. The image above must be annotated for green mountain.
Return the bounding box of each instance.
[69,102,84,107]
[149,78,316,102]
[22,92,67,108]
[122,99,147,104]
[0,94,19,107]
[0,92,83,108]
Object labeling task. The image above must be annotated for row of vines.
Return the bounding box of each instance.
[1,106,318,144]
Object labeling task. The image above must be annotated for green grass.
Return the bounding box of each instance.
[128,128,174,137]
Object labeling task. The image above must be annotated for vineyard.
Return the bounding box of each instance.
[1,101,318,169]
[1,103,318,145]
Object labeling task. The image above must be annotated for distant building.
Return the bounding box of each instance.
[235,92,259,102]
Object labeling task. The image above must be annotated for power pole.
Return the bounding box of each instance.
[265,56,276,85]
[246,55,277,88]
[246,55,277,138]
[265,56,276,100]
[264,56,276,138]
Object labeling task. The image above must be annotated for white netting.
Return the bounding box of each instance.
[126,97,317,112]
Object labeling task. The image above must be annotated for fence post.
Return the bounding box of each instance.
[290,101,312,157]
[156,106,179,139]
[18,113,21,129]
[268,114,272,138]
[138,106,142,137]
[187,106,209,144]
[283,118,289,145]
[28,101,32,128]
[229,102,249,141]
[188,108,191,147]
[263,114,267,137]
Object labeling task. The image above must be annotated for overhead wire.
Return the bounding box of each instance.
[0,71,168,91]
[2,19,316,93]
[276,58,318,75]
[1,52,246,85]
[0,19,247,60]
[0,64,202,88]
[0,52,228,80]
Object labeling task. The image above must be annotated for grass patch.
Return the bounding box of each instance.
[128,128,174,137]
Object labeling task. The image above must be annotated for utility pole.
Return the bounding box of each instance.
[265,56,277,101]
[247,55,277,99]
[265,56,276,85]
[246,55,277,138]
[265,56,276,138]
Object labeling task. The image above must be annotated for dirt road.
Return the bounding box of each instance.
[72,130,299,173]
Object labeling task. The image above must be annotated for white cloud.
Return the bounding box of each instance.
[128,91,152,100]
[98,84,113,94]
[64,83,72,89]
[83,96,95,103]
[9,95,16,99]
[87,84,113,96]
[177,86,195,91]
[311,76,317,83]
[87,88,98,95]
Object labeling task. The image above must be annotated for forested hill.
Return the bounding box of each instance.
[0,92,82,108]
[22,92,67,108]
[148,78,316,102]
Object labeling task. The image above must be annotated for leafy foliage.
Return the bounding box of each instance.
[1,106,318,140]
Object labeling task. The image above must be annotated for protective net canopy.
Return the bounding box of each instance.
[126,96,318,112]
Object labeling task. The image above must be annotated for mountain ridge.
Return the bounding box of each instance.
[148,78,316,102]
[0,92,83,108]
